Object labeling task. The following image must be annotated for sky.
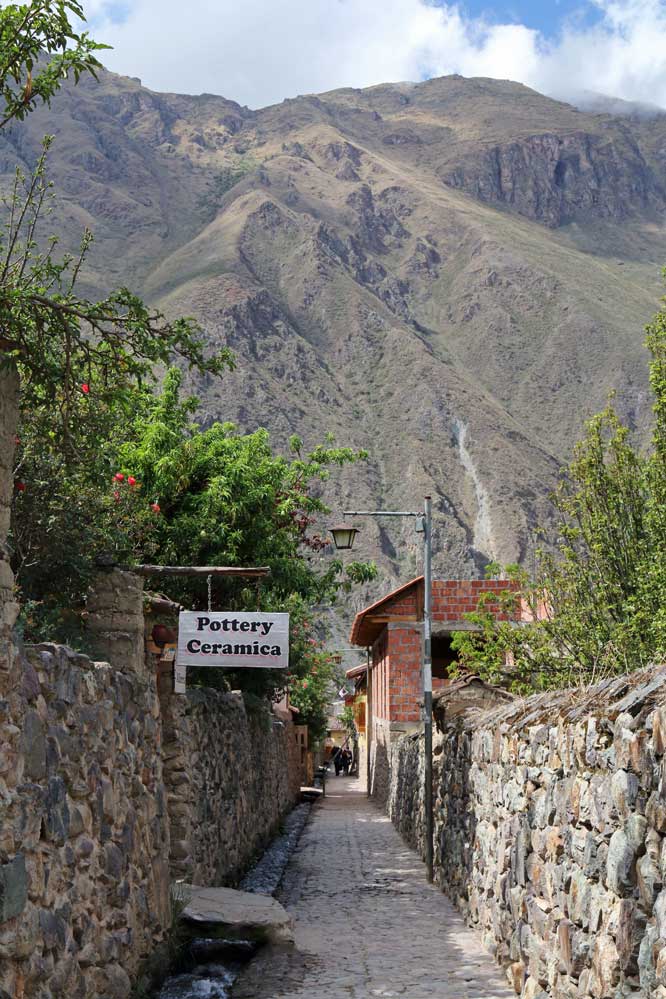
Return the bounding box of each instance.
[79,0,666,110]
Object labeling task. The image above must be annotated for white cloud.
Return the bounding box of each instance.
[80,0,666,110]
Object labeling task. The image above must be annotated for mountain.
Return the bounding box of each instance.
[2,70,666,601]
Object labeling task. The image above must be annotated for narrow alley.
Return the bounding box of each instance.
[231,776,515,999]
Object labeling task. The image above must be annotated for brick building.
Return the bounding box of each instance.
[349,576,520,800]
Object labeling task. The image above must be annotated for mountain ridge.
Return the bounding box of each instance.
[1,69,665,601]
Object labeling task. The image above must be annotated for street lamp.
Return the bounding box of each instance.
[330,523,359,551]
[331,498,434,884]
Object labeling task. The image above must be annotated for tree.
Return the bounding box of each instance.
[12,374,161,641]
[3,0,377,713]
[0,0,105,128]
[287,638,345,745]
[116,370,369,602]
[0,2,231,439]
[0,0,228,633]
[452,298,666,691]
[14,370,376,697]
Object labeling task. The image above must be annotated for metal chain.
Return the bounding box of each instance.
[207,573,212,613]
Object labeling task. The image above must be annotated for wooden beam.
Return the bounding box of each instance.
[365,614,418,624]
[126,564,270,578]
[146,595,183,615]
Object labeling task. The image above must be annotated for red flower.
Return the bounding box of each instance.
[151,502,161,513]
[308,638,317,646]
[127,476,137,487]
[15,481,25,492]
[113,490,120,502]
[302,680,308,688]
[81,383,90,395]
[114,473,124,482]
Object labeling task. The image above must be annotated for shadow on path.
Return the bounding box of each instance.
[231,775,514,999]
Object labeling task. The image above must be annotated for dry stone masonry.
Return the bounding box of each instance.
[86,568,147,678]
[388,668,666,999]
[161,684,301,887]
[0,642,170,999]
[0,572,300,998]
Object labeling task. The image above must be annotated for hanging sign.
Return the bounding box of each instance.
[176,611,289,669]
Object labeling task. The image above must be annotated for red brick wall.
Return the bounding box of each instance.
[376,579,518,624]
[379,590,418,616]
[369,579,519,723]
[387,626,422,723]
[432,579,518,623]
[371,631,389,722]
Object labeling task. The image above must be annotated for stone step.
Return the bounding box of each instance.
[300,786,323,801]
[175,884,294,944]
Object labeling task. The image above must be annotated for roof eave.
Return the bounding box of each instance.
[349,576,424,646]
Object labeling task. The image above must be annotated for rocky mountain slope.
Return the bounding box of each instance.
[2,71,666,601]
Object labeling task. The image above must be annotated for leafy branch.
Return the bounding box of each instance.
[0,138,233,444]
[0,0,107,129]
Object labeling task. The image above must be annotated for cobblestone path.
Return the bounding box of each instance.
[231,776,514,999]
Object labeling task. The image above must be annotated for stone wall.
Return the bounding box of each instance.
[161,685,300,887]
[0,368,303,995]
[0,633,302,998]
[0,569,301,998]
[387,668,666,999]
[86,568,147,678]
[0,365,19,679]
[0,643,170,999]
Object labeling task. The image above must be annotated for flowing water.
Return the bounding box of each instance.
[155,804,311,999]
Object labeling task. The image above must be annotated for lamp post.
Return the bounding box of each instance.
[331,497,434,884]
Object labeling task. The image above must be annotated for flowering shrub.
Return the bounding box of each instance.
[12,369,376,689]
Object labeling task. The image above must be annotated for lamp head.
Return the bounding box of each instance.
[330,523,359,551]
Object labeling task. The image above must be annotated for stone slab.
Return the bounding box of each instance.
[177,884,294,943]
[300,786,323,801]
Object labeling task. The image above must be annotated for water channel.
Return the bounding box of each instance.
[154,803,311,999]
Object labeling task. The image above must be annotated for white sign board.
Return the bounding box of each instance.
[177,611,289,669]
